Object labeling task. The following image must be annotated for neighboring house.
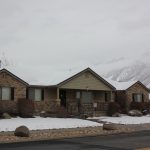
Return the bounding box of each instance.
[0,68,116,116]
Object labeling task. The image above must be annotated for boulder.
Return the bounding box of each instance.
[103,123,118,130]
[128,110,142,117]
[112,113,121,117]
[14,126,30,137]
[2,113,11,119]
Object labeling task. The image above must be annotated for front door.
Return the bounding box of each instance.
[59,90,67,107]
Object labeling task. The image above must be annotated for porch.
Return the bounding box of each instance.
[57,88,114,116]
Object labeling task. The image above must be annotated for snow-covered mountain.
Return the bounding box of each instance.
[103,60,150,88]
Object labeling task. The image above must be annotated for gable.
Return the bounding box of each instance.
[59,71,113,91]
[0,69,28,86]
[127,82,149,93]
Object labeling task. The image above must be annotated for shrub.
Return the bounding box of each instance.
[2,113,11,119]
[107,102,121,116]
[130,102,150,114]
[44,106,70,118]
[18,99,35,118]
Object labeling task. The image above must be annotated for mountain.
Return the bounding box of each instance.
[103,60,150,88]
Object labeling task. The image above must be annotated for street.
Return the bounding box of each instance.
[1,131,150,150]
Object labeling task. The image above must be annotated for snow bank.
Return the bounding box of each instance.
[0,117,102,132]
[93,115,150,125]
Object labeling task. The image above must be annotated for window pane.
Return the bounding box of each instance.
[28,88,35,100]
[76,92,80,99]
[2,87,11,100]
[134,94,142,102]
[35,89,42,101]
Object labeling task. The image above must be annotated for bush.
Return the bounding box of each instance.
[45,106,70,118]
[107,102,121,116]
[18,99,35,118]
[130,102,150,114]
[2,113,11,119]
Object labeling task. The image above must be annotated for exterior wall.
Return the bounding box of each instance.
[0,72,26,113]
[126,83,149,103]
[60,71,112,91]
[33,87,59,113]
[0,72,26,101]
[44,87,57,100]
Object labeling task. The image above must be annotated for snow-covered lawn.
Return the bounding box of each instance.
[92,115,150,125]
[0,117,102,132]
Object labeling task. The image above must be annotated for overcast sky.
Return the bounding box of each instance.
[0,0,150,84]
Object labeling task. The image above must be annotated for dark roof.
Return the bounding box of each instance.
[126,81,150,92]
[57,67,116,90]
[0,68,29,86]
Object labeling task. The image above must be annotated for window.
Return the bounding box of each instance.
[132,94,143,102]
[0,87,13,100]
[76,91,80,99]
[105,92,111,102]
[28,88,44,101]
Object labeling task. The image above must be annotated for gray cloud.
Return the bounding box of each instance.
[0,0,150,83]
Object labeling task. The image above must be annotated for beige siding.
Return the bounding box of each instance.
[59,71,112,91]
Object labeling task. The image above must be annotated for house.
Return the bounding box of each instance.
[0,68,116,116]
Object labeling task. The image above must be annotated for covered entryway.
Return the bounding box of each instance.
[56,68,115,116]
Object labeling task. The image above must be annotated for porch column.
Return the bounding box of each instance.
[56,87,61,106]
[110,91,114,102]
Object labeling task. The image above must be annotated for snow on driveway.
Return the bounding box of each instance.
[93,115,150,125]
[0,117,102,132]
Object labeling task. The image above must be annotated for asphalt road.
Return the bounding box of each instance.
[1,131,150,150]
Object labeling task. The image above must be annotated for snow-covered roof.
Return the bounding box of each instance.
[104,78,137,90]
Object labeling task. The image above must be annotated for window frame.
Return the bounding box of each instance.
[28,88,44,101]
[132,93,144,102]
[0,86,14,101]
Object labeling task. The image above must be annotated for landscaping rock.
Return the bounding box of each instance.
[79,114,89,119]
[14,126,30,137]
[103,124,118,130]
[128,110,142,117]
[112,113,121,117]
[2,113,11,119]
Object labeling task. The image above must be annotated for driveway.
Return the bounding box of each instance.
[1,131,150,150]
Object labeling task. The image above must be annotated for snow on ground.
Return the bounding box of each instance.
[0,117,102,132]
[91,115,150,125]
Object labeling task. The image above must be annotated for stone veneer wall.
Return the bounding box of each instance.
[34,100,60,114]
